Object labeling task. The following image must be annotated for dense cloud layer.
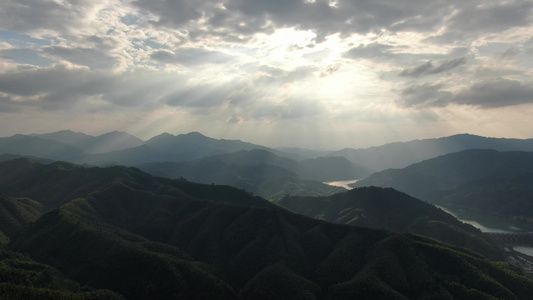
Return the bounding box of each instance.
[0,0,532,147]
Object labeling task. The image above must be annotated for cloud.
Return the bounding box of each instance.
[396,83,453,108]
[319,64,340,77]
[399,56,468,77]
[0,64,179,111]
[446,2,533,37]
[0,95,24,113]
[42,46,120,70]
[496,47,521,61]
[161,84,232,108]
[397,78,533,109]
[344,43,395,60]
[150,48,234,66]
[0,0,109,35]
[454,78,533,108]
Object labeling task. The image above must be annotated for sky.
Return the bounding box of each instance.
[1,0,533,149]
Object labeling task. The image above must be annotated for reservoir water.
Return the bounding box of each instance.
[323,179,358,190]
[437,206,522,233]
[438,206,533,257]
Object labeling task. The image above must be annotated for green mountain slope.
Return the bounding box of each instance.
[274,187,501,259]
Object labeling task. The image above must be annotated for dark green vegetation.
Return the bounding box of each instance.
[1,158,533,299]
[352,150,533,225]
[274,187,502,260]
[0,193,43,245]
[0,248,123,299]
[138,149,369,199]
[328,134,533,171]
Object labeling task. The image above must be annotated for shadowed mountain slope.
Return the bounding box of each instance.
[2,159,533,299]
[10,182,533,299]
[0,158,273,211]
[0,248,123,299]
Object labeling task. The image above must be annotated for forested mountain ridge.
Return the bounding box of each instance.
[274,186,501,259]
[1,158,533,298]
[0,158,273,212]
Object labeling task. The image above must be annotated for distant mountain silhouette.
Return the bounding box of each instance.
[34,130,144,154]
[328,134,533,171]
[0,134,83,161]
[75,132,278,166]
[2,158,532,299]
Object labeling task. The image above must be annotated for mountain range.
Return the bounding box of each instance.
[137,149,372,199]
[3,130,533,201]
[1,158,533,299]
[4,130,533,171]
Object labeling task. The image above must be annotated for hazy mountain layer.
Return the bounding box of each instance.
[137,149,369,199]
[329,134,533,171]
[0,135,83,161]
[353,149,533,198]
[34,130,144,154]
